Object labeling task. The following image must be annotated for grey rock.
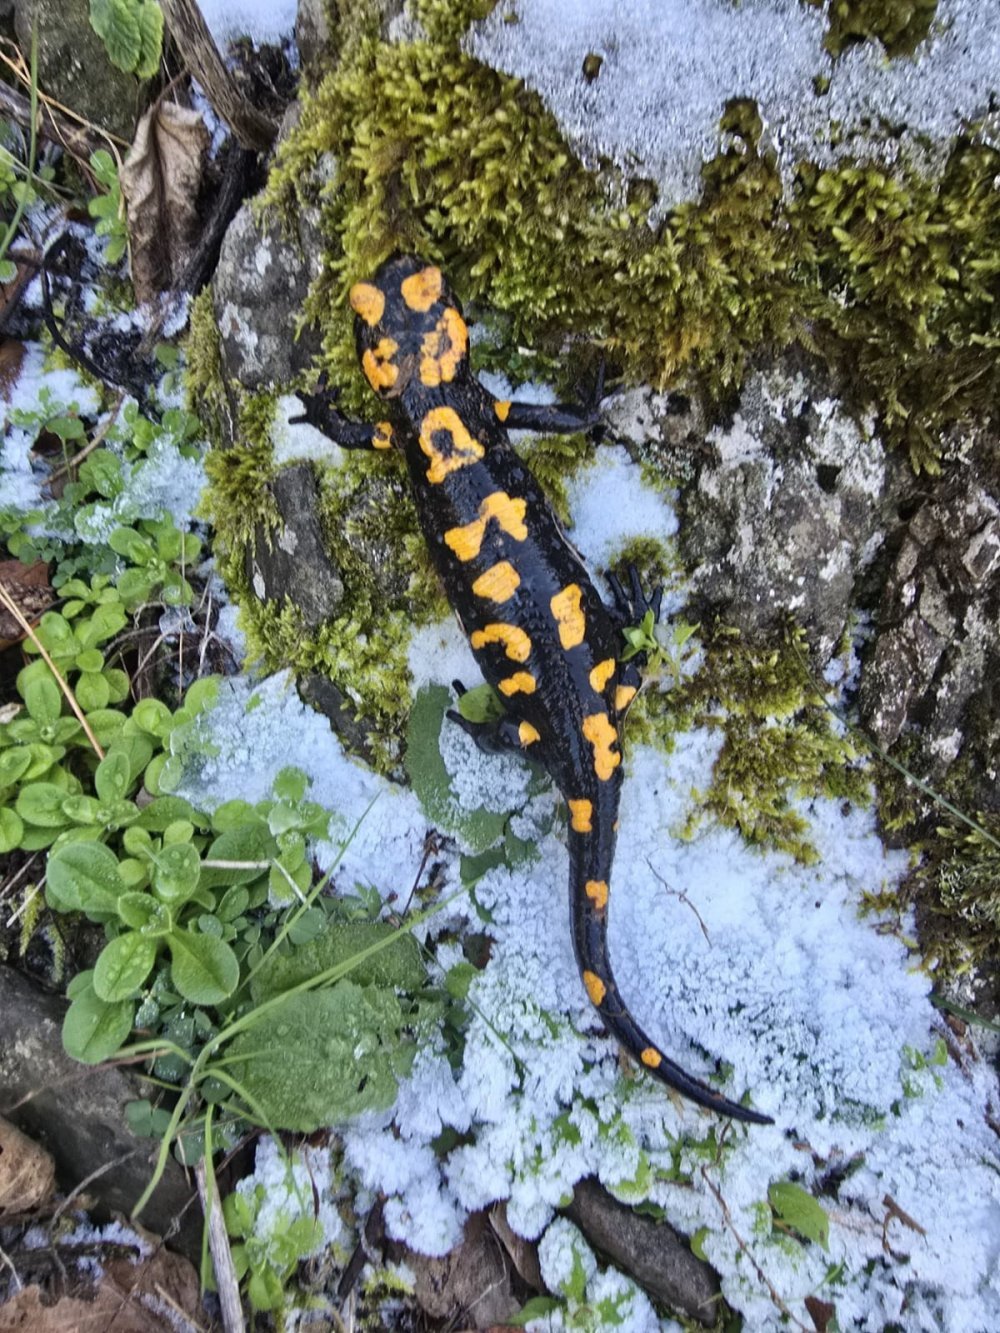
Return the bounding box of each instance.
[859,477,1000,797]
[564,1176,720,1325]
[295,0,332,69]
[0,966,200,1260]
[246,463,344,628]
[14,0,138,142]
[676,364,897,660]
[213,197,325,391]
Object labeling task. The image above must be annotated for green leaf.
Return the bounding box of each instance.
[135,795,200,831]
[23,675,62,725]
[507,1297,563,1326]
[75,648,105,672]
[404,686,508,853]
[0,748,33,789]
[0,807,25,853]
[151,842,201,903]
[273,766,308,802]
[250,922,425,1004]
[108,732,155,785]
[222,1190,254,1238]
[95,750,132,804]
[117,568,156,606]
[200,823,276,888]
[109,526,155,564]
[62,983,134,1063]
[768,1181,829,1250]
[90,0,142,72]
[690,1226,710,1261]
[132,697,172,736]
[117,891,165,930]
[61,794,101,824]
[168,930,239,1004]
[46,841,125,915]
[224,983,403,1131]
[135,1,164,80]
[75,672,110,711]
[94,933,159,1001]
[16,782,72,828]
[456,683,504,724]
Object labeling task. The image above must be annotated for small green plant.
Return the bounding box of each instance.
[87,149,128,263]
[89,0,164,79]
[222,1180,325,1313]
[109,518,202,608]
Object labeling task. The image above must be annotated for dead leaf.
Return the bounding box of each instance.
[121,102,209,303]
[0,561,55,649]
[0,338,27,401]
[0,1116,56,1215]
[805,1294,836,1332]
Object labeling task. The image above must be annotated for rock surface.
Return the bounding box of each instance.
[0,967,200,1260]
[564,1176,720,1325]
[14,0,139,141]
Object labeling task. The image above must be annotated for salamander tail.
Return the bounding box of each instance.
[569,830,773,1126]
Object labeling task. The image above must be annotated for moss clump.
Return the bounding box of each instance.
[518,432,593,524]
[664,624,868,862]
[263,22,999,473]
[201,393,282,569]
[804,0,938,58]
[184,287,226,438]
[913,817,1000,973]
[411,0,500,45]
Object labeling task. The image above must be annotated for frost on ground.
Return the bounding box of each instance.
[190,406,1000,1328]
[469,0,1000,206]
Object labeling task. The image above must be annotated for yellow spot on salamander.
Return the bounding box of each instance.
[401,265,443,311]
[568,798,593,833]
[640,1047,663,1069]
[585,880,609,911]
[443,491,528,561]
[518,721,540,746]
[583,970,606,1006]
[498,671,536,697]
[362,338,399,392]
[615,684,637,712]
[471,623,531,662]
[349,282,384,326]
[420,308,469,386]
[583,712,621,781]
[589,658,616,693]
[494,399,511,422]
[550,583,585,650]
[418,407,485,484]
[472,561,521,603]
[373,421,394,450]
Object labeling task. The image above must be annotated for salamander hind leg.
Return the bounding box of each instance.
[446,680,541,756]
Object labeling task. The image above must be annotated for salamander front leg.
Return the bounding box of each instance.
[446,681,541,756]
[495,357,607,437]
[290,378,396,451]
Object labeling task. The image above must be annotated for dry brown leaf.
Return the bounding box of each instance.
[120,102,209,303]
[0,338,27,401]
[0,1229,201,1333]
[0,1116,56,1215]
[0,561,55,650]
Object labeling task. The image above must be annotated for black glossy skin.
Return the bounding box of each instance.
[296,255,772,1125]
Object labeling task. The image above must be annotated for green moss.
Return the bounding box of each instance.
[913,817,1000,973]
[664,624,868,862]
[518,433,593,524]
[803,0,938,58]
[411,0,500,45]
[262,24,999,473]
[184,288,226,437]
[201,394,282,575]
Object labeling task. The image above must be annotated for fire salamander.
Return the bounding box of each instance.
[295,255,772,1125]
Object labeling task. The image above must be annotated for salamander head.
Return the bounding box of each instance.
[349,256,470,400]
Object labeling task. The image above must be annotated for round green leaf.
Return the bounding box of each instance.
[94,933,159,1001]
[75,648,105,672]
[62,988,135,1064]
[117,891,163,929]
[46,841,125,915]
[96,750,131,804]
[168,930,239,1005]
[23,675,62,725]
[75,671,110,712]
[151,843,201,903]
[16,782,72,828]
[61,794,101,825]
[133,698,172,736]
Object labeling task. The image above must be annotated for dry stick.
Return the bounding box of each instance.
[195,1160,246,1333]
[159,0,277,151]
[47,389,127,482]
[700,1167,810,1332]
[0,582,104,759]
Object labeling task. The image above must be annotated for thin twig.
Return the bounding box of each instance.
[4,881,42,929]
[47,389,127,481]
[196,1160,245,1333]
[0,582,104,758]
[701,1167,809,1331]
